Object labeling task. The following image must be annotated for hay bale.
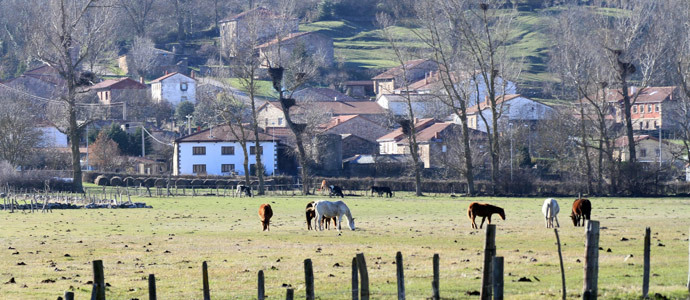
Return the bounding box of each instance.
[190,179,203,187]
[143,178,156,188]
[123,177,135,186]
[132,178,143,186]
[175,178,190,187]
[154,178,167,187]
[203,179,217,187]
[110,176,123,187]
[94,175,109,186]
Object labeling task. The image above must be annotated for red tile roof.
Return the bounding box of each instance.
[176,124,273,143]
[372,59,435,80]
[466,94,522,114]
[415,122,454,142]
[91,77,147,90]
[602,86,677,104]
[377,118,436,141]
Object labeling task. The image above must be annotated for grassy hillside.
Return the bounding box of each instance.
[300,9,559,95]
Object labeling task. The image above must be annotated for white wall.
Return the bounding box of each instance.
[37,127,67,147]
[152,73,196,106]
[177,141,276,176]
[463,96,554,132]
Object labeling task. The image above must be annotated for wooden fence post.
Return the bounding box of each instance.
[643,227,651,299]
[285,288,294,300]
[555,228,567,300]
[356,253,370,300]
[687,227,690,296]
[396,251,405,300]
[432,254,440,300]
[583,220,600,300]
[64,291,74,300]
[258,270,265,300]
[148,274,156,300]
[480,224,496,300]
[492,256,504,300]
[91,260,106,300]
[352,257,359,300]
[202,261,210,300]
[305,259,314,300]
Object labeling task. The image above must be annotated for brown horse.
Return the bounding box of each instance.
[570,198,591,227]
[259,204,273,231]
[467,202,506,229]
[306,201,336,230]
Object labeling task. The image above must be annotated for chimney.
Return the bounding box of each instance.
[191,70,195,79]
[334,96,338,101]
[434,132,439,139]
[139,76,144,84]
[630,86,637,95]
[165,70,169,75]
[335,118,340,125]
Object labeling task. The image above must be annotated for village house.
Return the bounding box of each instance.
[118,47,186,78]
[150,72,196,106]
[344,80,375,99]
[91,77,147,105]
[2,65,65,99]
[173,125,277,176]
[377,119,482,168]
[599,86,681,132]
[376,93,450,118]
[257,32,334,67]
[320,115,389,158]
[292,87,357,102]
[219,7,299,57]
[372,59,438,96]
[464,94,555,132]
[613,135,679,163]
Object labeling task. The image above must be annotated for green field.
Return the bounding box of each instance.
[0,195,688,299]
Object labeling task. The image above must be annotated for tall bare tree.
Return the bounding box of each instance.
[118,0,157,37]
[23,0,116,191]
[127,36,158,79]
[377,12,424,196]
[0,92,43,167]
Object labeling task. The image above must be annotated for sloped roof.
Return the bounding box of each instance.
[466,94,522,114]
[377,118,436,142]
[415,122,454,142]
[151,72,193,83]
[263,100,386,115]
[256,32,327,49]
[91,77,147,90]
[176,124,273,143]
[602,86,677,104]
[293,87,356,102]
[613,135,673,148]
[379,93,438,103]
[372,59,436,80]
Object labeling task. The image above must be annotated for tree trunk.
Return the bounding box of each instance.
[579,103,593,195]
[69,108,83,193]
[241,143,250,186]
[457,111,475,196]
[621,83,636,163]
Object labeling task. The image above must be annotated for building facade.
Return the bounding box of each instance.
[150,72,196,106]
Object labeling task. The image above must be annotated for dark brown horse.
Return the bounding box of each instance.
[570,198,591,227]
[467,202,505,229]
[259,204,273,231]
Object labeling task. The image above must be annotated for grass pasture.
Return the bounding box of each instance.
[0,195,689,299]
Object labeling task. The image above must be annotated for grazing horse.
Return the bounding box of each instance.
[541,198,560,228]
[258,204,273,231]
[318,180,328,195]
[571,198,591,227]
[314,200,355,231]
[467,202,505,229]
[236,185,252,197]
[306,201,336,230]
[370,186,393,198]
[328,185,344,198]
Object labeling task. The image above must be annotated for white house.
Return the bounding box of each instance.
[36,125,67,147]
[463,94,555,132]
[173,124,277,176]
[376,94,450,118]
[393,71,517,106]
[150,72,196,106]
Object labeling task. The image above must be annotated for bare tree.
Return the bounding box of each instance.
[377,12,424,196]
[0,92,43,167]
[668,1,690,167]
[118,0,157,37]
[22,0,116,192]
[127,36,158,79]
[212,91,254,185]
[90,130,122,171]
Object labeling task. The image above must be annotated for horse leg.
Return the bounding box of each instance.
[317,214,323,231]
[471,215,477,229]
[479,216,486,229]
[555,215,560,228]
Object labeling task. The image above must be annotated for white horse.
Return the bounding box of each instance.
[542,198,560,228]
[314,200,355,231]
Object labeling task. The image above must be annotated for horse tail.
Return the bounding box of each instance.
[467,205,472,220]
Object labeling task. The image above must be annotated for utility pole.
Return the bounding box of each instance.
[186,115,192,135]
[141,125,146,157]
[509,123,513,182]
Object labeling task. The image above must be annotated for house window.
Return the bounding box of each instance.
[192,146,206,155]
[655,149,660,157]
[639,104,644,114]
[278,118,283,126]
[221,146,235,155]
[647,104,652,113]
[655,104,660,112]
[193,164,206,174]
[221,164,235,173]
[250,145,263,155]
[645,121,649,129]
[632,105,637,113]
[180,83,188,91]
[640,149,647,157]
[654,120,658,128]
